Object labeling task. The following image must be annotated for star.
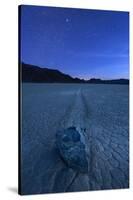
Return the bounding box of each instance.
[65,18,70,23]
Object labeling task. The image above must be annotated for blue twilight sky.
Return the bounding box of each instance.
[20,5,129,80]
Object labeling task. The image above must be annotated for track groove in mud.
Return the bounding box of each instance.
[53,88,91,192]
[53,87,129,191]
[22,84,129,194]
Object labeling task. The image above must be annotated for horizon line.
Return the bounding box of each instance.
[21,62,129,81]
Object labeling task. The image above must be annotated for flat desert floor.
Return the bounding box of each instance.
[21,83,129,194]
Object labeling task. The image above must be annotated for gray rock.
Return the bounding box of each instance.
[56,127,88,173]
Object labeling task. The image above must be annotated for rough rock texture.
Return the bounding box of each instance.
[56,127,88,173]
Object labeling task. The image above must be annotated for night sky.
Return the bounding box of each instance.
[20,5,129,80]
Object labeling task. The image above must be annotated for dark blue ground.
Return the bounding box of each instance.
[21,84,129,194]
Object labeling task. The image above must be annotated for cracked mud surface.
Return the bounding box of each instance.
[21,83,129,194]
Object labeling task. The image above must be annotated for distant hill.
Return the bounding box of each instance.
[21,63,84,83]
[21,63,129,85]
[87,78,129,85]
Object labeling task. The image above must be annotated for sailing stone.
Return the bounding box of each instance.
[56,127,88,173]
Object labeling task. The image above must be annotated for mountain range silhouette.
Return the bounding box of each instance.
[21,63,129,84]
